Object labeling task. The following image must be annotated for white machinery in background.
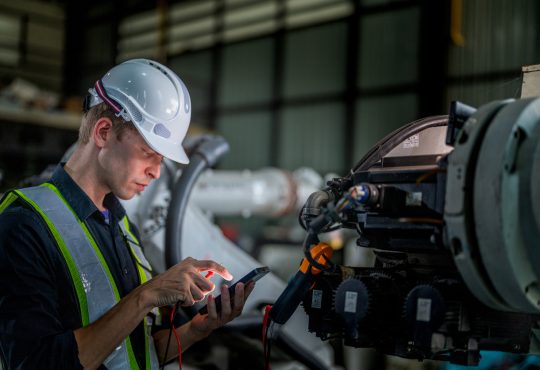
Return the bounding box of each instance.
[124,165,328,274]
[121,136,342,370]
[191,166,326,218]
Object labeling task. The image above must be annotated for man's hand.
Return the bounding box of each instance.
[139,257,233,309]
[187,280,256,341]
[153,271,256,361]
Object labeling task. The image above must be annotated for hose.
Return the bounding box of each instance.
[165,135,229,268]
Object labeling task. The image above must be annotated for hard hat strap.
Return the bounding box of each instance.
[94,79,123,114]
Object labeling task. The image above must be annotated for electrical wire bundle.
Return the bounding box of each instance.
[160,302,183,370]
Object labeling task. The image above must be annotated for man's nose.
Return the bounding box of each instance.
[147,160,161,179]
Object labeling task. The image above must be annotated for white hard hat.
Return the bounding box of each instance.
[86,58,191,164]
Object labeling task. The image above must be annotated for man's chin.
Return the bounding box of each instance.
[115,190,138,201]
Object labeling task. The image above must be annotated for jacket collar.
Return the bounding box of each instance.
[50,164,126,222]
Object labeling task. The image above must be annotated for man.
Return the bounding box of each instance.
[0,59,254,369]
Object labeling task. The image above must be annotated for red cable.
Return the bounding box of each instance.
[262,305,271,346]
[170,305,182,370]
[166,271,213,370]
[163,271,212,369]
[262,305,272,370]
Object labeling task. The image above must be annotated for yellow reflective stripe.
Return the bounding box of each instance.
[0,192,18,213]
[123,217,140,245]
[122,216,150,284]
[122,216,152,277]
[42,183,121,302]
[136,263,149,284]
[14,188,90,326]
[81,223,121,299]
[42,183,140,369]
[125,335,141,370]
[122,216,152,369]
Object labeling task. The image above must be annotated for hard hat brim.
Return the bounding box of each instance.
[135,124,190,164]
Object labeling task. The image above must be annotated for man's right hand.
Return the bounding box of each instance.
[139,257,233,308]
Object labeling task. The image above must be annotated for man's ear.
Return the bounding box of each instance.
[92,117,114,148]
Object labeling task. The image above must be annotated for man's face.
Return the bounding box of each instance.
[99,128,163,200]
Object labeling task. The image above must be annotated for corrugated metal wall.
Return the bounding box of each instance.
[2,0,538,179]
[446,0,540,106]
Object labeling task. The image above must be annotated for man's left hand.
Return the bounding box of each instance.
[188,281,256,340]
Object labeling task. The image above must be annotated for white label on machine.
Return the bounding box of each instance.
[406,192,423,206]
[403,134,420,148]
[312,289,323,309]
[416,298,432,322]
[344,291,358,313]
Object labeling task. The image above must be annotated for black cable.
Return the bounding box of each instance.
[321,223,342,233]
[165,136,229,269]
[265,337,272,369]
[165,155,207,268]
[160,302,180,370]
[298,208,307,230]
[160,325,173,370]
[264,324,273,370]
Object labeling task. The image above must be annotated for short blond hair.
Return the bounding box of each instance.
[79,102,137,144]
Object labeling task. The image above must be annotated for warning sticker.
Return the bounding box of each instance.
[312,290,323,309]
[344,291,358,313]
[416,298,432,322]
[403,134,420,149]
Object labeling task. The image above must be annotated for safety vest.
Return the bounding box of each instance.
[0,183,160,369]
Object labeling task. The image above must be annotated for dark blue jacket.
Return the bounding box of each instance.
[0,165,146,369]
